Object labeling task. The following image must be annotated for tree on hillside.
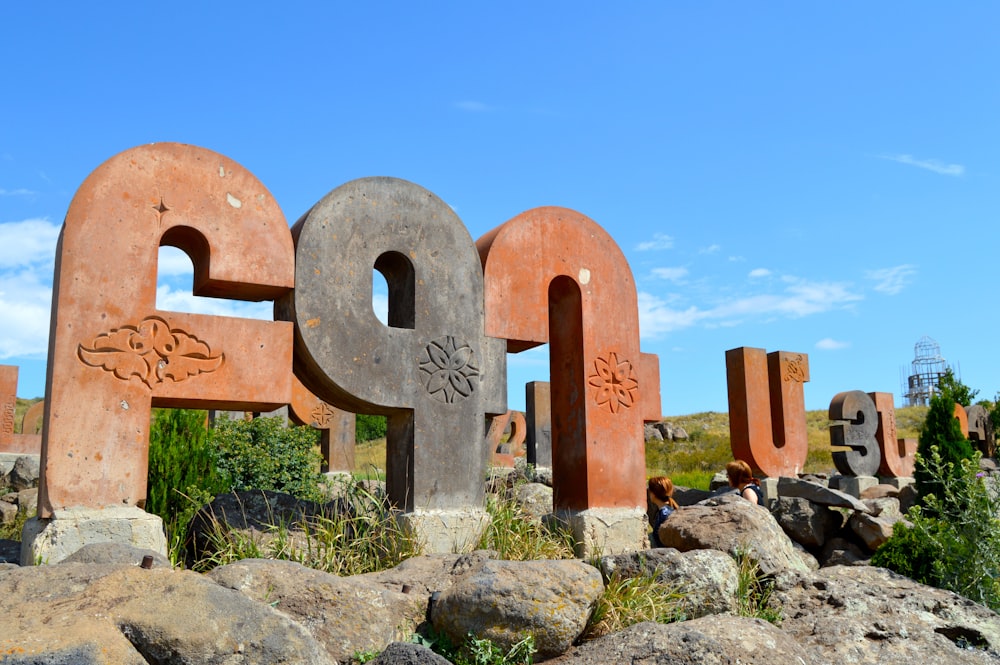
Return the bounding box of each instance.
[915,392,975,514]
[937,368,978,407]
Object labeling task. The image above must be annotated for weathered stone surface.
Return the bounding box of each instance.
[548,617,817,665]
[22,507,168,565]
[773,496,845,549]
[20,399,44,436]
[726,347,810,478]
[40,143,296,522]
[284,177,506,552]
[818,535,870,567]
[830,390,882,477]
[525,381,552,468]
[870,391,916,478]
[598,548,739,617]
[513,482,553,519]
[430,558,603,659]
[0,563,333,664]
[778,476,871,512]
[644,422,664,441]
[8,454,39,491]
[863,496,901,518]
[60,542,171,568]
[478,207,659,545]
[209,558,424,663]
[558,507,648,557]
[369,641,453,665]
[661,494,811,575]
[674,486,711,506]
[0,499,16,525]
[849,511,905,551]
[774,565,1000,664]
[359,550,495,598]
[861,483,901,499]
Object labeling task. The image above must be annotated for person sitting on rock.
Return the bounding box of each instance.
[647,476,679,548]
[726,459,764,505]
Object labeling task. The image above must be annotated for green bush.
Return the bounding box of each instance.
[210,415,325,502]
[356,414,388,443]
[872,446,1000,610]
[915,393,975,507]
[147,409,227,519]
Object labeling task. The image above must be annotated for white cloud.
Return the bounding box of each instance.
[158,246,196,277]
[650,266,688,282]
[0,272,52,358]
[455,100,491,112]
[0,219,61,269]
[0,188,37,197]
[637,277,862,338]
[636,233,674,251]
[748,268,771,278]
[866,264,916,295]
[155,284,274,319]
[816,338,850,350]
[700,244,721,254]
[880,154,964,176]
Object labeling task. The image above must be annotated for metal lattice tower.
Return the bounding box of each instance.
[900,336,950,407]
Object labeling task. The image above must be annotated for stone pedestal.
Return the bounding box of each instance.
[836,475,878,498]
[397,508,490,554]
[880,476,915,490]
[760,477,780,505]
[21,506,167,565]
[554,507,647,558]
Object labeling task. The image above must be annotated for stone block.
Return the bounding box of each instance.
[829,391,881,477]
[725,348,809,478]
[21,506,168,565]
[777,476,870,512]
[0,366,16,448]
[553,507,648,558]
[760,476,779,505]
[397,508,491,554]
[282,177,506,554]
[20,400,44,436]
[478,207,659,556]
[40,144,296,518]
[525,381,552,469]
[838,475,879,498]
[879,476,915,490]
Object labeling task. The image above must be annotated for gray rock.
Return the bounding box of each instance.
[359,550,494,597]
[369,641,453,665]
[60,542,171,568]
[0,499,16,525]
[863,496,901,518]
[513,482,552,519]
[773,496,845,548]
[0,538,19,564]
[861,484,902,500]
[819,536,870,567]
[0,562,333,664]
[548,617,816,665]
[644,423,664,441]
[774,565,1000,664]
[898,483,918,513]
[597,548,739,617]
[778,476,871,513]
[673,486,711,506]
[660,493,811,575]
[8,455,40,492]
[848,511,906,551]
[430,559,603,659]
[209,558,424,663]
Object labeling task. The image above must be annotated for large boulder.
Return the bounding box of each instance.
[0,563,333,664]
[429,559,603,659]
[778,477,870,512]
[359,550,495,597]
[597,548,739,617]
[513,482,553,519]
[547,616,816,664]
[772,496,845,549]
[774,565,1000,664]
[659,493,812,575]
[209,558,425,663]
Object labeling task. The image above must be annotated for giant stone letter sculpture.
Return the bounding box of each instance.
[280,177,506,553]
[869,391,915,478]
[32,143,295,562]
[726,347,809,477]
[966,403,995,458]
[829,391,881,477]
[477,207,661,556]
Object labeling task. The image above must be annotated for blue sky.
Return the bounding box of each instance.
[1,3,998,415]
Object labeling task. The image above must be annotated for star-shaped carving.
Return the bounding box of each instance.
[152,197,170,223]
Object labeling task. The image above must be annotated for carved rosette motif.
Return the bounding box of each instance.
[418,336,479,403]
[587,352,638,414]
[781,354,807,383]
[310,402,335,429]
[78,316,224,389]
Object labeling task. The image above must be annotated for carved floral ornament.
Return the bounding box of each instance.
[781,354,808,383]
[418,336,480,403]
[588,351,638,414]
[310,402,336,429]
[78,316,224,389]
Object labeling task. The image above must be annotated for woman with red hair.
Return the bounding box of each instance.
[647,476,679,548]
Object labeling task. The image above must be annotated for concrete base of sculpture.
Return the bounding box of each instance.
[21,506,168,565]
[760,477,779,505]
[554,507,647,558]
[833,475,878,498]
[397,508,491,554]
[880,476,915,489]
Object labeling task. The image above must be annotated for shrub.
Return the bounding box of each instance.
[147,409,227,519]
[872,446,1000,610]
[209,415,325,502]
[915,393,975,507]
[356,414,387,442]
